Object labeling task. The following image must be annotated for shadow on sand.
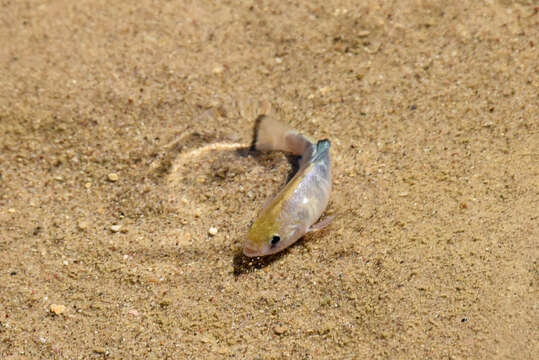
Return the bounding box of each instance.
[232,248,289,276]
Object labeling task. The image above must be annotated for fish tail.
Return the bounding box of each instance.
[254,115,314,157]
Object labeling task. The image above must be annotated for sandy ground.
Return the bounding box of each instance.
[0,0,537,359]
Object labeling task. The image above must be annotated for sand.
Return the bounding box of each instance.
[0,0,537,358]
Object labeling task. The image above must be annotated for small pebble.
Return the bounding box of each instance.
[208,227,218,236]
[212,65,224,74]
[107,173,119,182]
[77,220,88,230]
[273,325,287,335]
[358,30,370,37]
[200,336,210,344]
[93,347,106,354]
[50,304,66,315]
[217,347,229,355]
[110,224,122,233]
[319,86,330,94]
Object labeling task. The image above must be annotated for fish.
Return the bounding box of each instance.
[243,115,332,257]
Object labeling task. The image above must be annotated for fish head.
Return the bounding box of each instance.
[244,213,288,257]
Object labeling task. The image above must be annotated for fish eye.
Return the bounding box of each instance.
[270,235,281,246]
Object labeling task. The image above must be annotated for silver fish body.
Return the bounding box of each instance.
[274,141,331,248]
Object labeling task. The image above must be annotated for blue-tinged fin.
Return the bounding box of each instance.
[311,139,331,163]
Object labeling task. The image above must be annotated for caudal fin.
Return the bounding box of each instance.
[254,115,314,158]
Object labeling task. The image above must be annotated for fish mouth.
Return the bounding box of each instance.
[243,244,261,257]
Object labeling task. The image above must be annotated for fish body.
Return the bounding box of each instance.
[243,116,331,257]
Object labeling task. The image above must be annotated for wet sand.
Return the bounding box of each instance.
[0,1,537,358]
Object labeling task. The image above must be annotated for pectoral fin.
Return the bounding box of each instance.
[307,215,334,233]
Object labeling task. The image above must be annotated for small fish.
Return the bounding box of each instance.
[243,115,332,257]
